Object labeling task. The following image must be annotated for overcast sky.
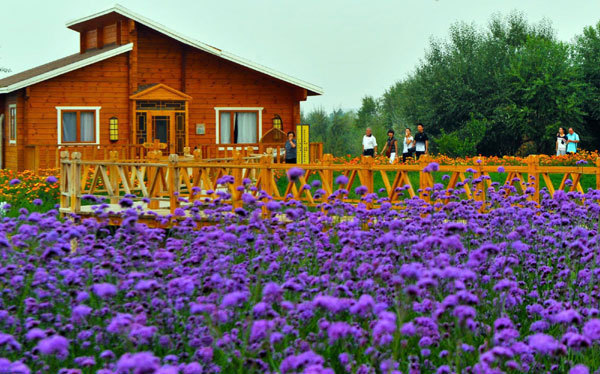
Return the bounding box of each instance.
[1,0,599,113]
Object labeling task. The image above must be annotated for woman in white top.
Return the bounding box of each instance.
[402,128,414,163]
[556,127,567,156]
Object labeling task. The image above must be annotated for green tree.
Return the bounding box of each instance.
[574,21,600,149]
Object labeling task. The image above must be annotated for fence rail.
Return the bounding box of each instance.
[58,151,600,219]
[26,142,324,173]
[25,144,147,172]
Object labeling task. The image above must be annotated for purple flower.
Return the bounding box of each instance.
[116,352,160,373]
[423,162,439,173]
[327,322,353,344]
[528,333,563,355]
[36,335,69,359]
[583,319,600,340]
[33,199,43,206]
[0,333,21,351]
[355,185,368,196]
[569,364,590,374]
[0,359,29,374]
[266,201,281,211]
[497,166,505,173]
[9,179,20,185]
[25,328,46,341]
[46,175,58,183]
[221,291,249,308]
[71,304,92,323]
[119,198,134,208]
[335,175,349,185]
[287,167,305,181]
[92,283,117,299]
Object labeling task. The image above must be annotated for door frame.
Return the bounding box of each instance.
[147,110,176,153]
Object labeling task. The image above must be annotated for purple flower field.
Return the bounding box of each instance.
[1,172,600,374]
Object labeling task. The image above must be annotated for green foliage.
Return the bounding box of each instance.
[304,12,600,157]
[432,116,489,157]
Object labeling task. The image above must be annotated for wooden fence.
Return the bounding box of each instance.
[27,142,324,173]
[197,142,323,163]
[59,151,600,219]
[25,144,147,172]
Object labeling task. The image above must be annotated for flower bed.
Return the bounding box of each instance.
[0,169,59,216]
[0,175,600,373]
[334,150,599,166]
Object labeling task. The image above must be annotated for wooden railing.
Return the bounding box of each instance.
[197,142,323,163]
[59,151,600,218]
[26,142,323,172]
[25,144,147,172]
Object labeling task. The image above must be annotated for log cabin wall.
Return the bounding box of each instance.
[79,18,129,53]
[24,55,130,168]
[3,91,25,171]
[135,25,302,147]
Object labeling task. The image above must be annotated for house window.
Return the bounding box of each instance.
[215,108,263,144]
[56,107,101,145]
[8,104,16,144]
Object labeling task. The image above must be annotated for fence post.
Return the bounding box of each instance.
[60,151,70,212]
[260,154,274,217]
[231,151,244,209]
[322,154,334,199]
[109,151,119,204]
[474,158,487,211]
[70,152,82,213]
[361,156,375,209]
[596,157,600,191]
[147,151,160,210]
[527,155,540,204]
[419,155,431,201]
[168,154,180,215]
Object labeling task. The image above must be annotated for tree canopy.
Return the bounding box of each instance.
[303,13,600,157]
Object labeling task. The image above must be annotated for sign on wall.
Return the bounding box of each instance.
[196,124,205,135]
[296,123,310,164]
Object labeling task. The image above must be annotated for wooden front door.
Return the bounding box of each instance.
[151,114,173,154]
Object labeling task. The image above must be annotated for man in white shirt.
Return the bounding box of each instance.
[362,127,378,157]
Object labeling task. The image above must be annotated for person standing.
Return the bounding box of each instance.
[362,127,377,157]
[414,123,429,159]
[566,128,580,154]
[556,127,567,156]
[402,128,414,163]
[380,129,398,163]
[285,131,297,163]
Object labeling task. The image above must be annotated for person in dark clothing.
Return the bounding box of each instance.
[414,123,429,159]
[380,129,398,163]
[285,131,297,163]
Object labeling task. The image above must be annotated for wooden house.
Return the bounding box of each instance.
[0,4,322,171]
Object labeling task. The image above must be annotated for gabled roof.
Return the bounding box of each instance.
[130,83,192,101]
[66,4,323,96]
[0,44,133,94]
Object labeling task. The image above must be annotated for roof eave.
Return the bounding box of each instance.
[0,43,133,94]
[65,4,323,96]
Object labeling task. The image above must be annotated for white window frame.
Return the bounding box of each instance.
[56,106,101,145]
[214,107,263,144]
[8,104,16,145]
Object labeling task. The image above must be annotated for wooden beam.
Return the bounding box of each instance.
[97,27,104,49]
[181,46,187,92]
[128,19,138,150]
